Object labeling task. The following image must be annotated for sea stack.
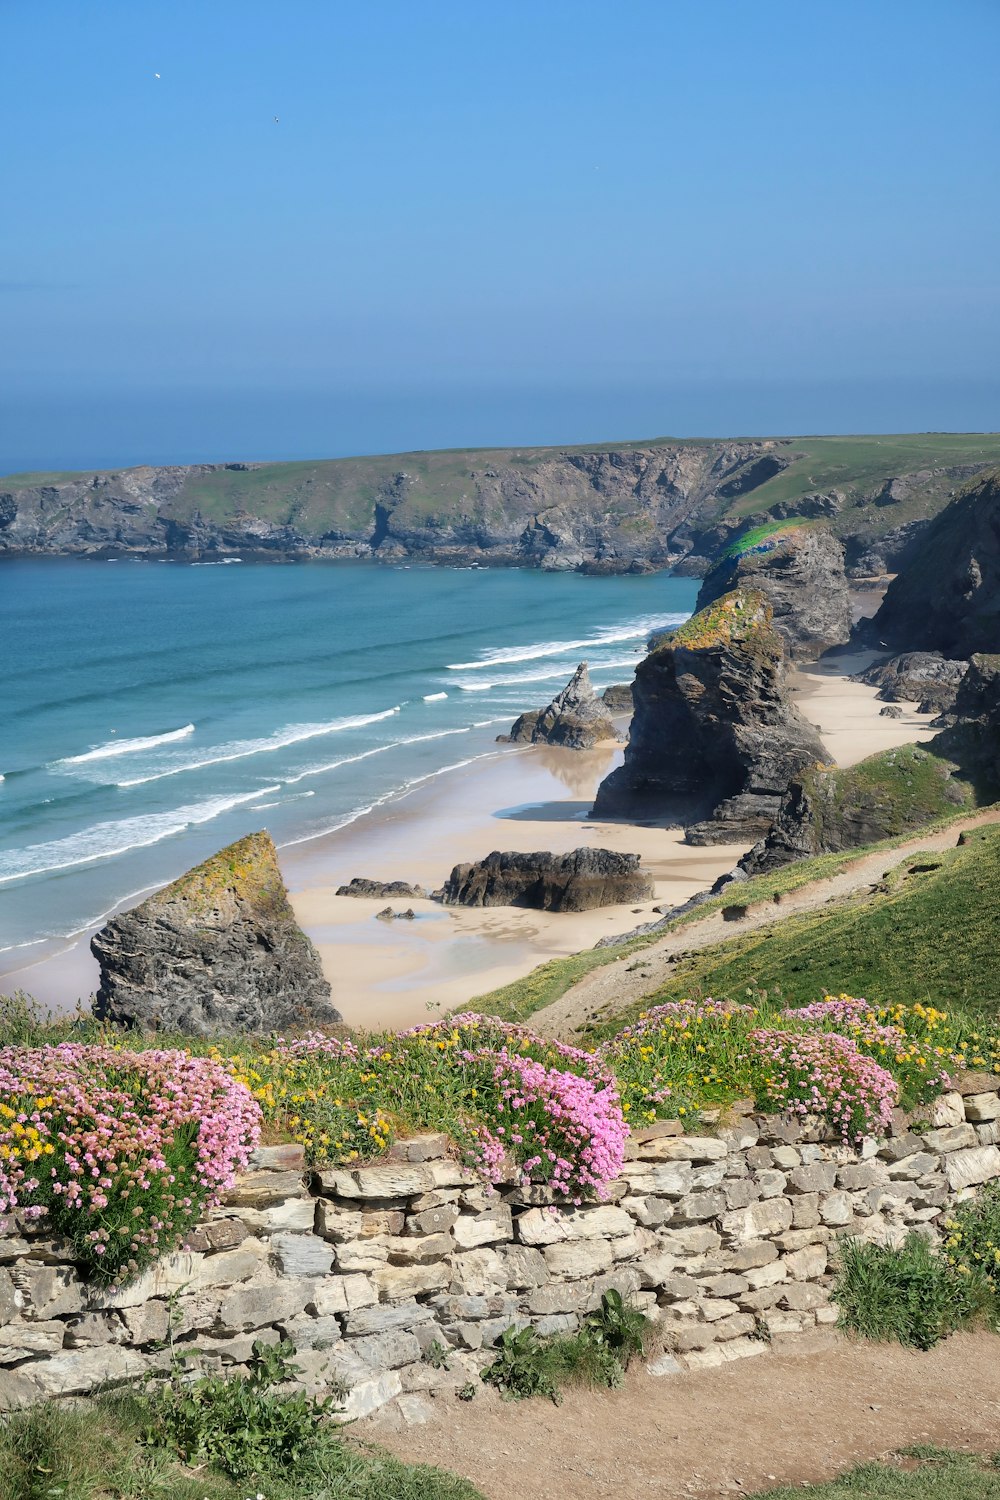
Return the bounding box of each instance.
[695,525,852,661]
[502,661,620,748]
[441,848,654,912]
[593,588,828,843]
[91,831,340,1035]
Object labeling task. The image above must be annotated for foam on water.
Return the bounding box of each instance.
[0,786,280,886]
[446,613,687,671]
[56,724,196,765]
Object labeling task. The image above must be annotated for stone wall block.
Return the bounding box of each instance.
[965,1094,1000,1123]
[922,1123,977,1153]
[783,1244,828,1280]
[451,1205,513,1250]
[944,1144,1000,1191]
[723,1180,761,1211]
[672,1191,727,1224]
[621,1194,670,1227]
[448,1249,505,1294]
[216,1276,317,1334]
[788,1163,837,1194]
[374,1262,451,1301]
[406,1205,460,1237]
[499,1244,547,1289]
[249,1144,306,1172]
[272,1233,335,1277]
[224,1170,306,1208]
[334,1239,390,1274]
[542,1240,614,1280]
[386,1233,452,1265]
[720,1198,792,1243]
[639,1137,728,1164]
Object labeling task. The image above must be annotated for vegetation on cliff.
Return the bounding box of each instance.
[590,825,1000,1034]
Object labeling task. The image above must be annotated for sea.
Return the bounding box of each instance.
[0,559,698,967]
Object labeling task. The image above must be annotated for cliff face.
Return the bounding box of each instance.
[91,832,340,1035]
[4,437,996,573]
[932,654,1000,797]
[871,469,1000,656]
[0,443,786,571]
[593,589,828,842]
[695,526,852,661]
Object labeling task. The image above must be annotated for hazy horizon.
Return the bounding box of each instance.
[3,0,998,473]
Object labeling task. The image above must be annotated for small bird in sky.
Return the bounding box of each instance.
[154,72,160,79]
[273,115,280,123]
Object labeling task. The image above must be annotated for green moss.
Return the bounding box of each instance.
[801,745,975,848]
[657,587,770,653]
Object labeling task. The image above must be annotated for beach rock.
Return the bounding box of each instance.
[441,848,654,912]
[736,745,971,878]
[593,589,827,843]
[870,468,1000,656]
[932,654,1000,796]
[879,704,904,719]
[855,652,968,713]
[601,683,634,713]
[502,663,619,748]
[91,832,340,1035]
[696,527,852,661]
[375,907,416,921]
[336,878,428,899]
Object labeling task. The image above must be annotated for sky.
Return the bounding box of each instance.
[1,0,998,471]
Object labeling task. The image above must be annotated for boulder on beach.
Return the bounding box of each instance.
[91,831,340,1035]
[855,652,968,713]
[501,662,620,749]
[336,877,428,899]
[441,847,654,912]
[594,588,828,843]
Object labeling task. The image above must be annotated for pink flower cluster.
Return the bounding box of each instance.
[0,1044,260,1282]
[749,1028,898,1141]
[473,1046,628,1202]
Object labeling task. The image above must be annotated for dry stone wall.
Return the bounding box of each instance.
[4,1075,1000,1422]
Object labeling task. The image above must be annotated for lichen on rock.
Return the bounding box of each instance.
[91,831,340,1035]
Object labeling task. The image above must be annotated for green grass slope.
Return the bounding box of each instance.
[593,825,1000,1035]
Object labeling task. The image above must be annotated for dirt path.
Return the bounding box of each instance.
[375,1330,1000,1498]
[531,807,1000,1041]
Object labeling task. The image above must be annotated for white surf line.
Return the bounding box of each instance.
[55,724,196,765]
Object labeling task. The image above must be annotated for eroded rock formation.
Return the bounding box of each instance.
[92,832,339,1034]
[441,848,654,911]
[593,589,828,843]
[336,878,428,899]
[932,654,1000,796]
[502,662,619,748]
[601,683,634,712]
[870,469,1000,656]
[856,652,968,713]
[696,526,852,660]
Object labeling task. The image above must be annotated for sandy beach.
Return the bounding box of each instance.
[0,647,937,1030]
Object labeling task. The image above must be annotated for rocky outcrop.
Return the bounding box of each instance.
[601,683,634,713]
[736,745,972,878]
[856,652,969,713]
[441,848,653,911]
[336,877,428,899]
[4,443,994,574]
[870,469,1000,656]
[91,832,340,1035]
[502,663,619,748]
[593,589,828,843]
[932,654,1000,796]
[696,526,852,660]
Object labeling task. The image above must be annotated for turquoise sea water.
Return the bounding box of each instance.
[0,560,697,961]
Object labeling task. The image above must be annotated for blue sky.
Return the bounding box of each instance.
[2,0,998,469]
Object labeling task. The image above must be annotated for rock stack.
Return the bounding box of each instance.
[593,588,828,844]
[501,661,620,748]
[91,831,340,1035]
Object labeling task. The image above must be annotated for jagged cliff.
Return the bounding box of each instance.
[592,588,828,842]
[695,525,852,660]
[4,435,998,572]
[870,469,1000,656]
[91,832,340,1035]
